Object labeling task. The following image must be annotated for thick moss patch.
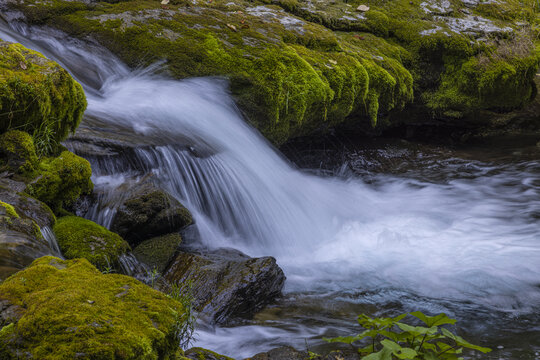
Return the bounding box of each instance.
[0,39,87,152]
[26,150,93,212]
[0,256,186,359]
[53,216,130,270]
[0,130,38,174]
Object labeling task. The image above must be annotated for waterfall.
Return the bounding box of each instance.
[2,19,539,358]
[40,226,63,258]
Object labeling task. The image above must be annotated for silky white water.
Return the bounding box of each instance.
[2,20,539,358]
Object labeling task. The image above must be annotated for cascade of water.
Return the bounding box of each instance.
[40,226,63,258]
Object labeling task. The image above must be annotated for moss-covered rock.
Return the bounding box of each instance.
[53,216,130,270]
[2,0,538,142]
[0,256,186,359]
[133,233,182,273]
[111,182,192,247]
[0,130,38,174]
[26,150,93,212]
[184,347,234,360]
[0,39,87,154]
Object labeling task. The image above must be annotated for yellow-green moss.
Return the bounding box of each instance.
[0,256,186,360]
[0,40,87,152]
[26,150,93,212]
[53,216,130,270]
[6,0,539,141]
[184,347,234,360]
[0,130,38,174]
[0,201,19,219]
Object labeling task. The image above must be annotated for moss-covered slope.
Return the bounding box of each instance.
[1,0,539,142]
[0,256,186,359]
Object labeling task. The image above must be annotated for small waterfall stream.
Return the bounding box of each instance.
[1,19,539,358]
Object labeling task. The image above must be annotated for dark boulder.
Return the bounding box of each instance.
[164,247,285,324]
[0,178,58,280]
[110,182,192,246]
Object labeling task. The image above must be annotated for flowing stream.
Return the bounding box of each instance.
[1,20,539,359]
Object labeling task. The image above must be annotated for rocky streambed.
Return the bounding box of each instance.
[1,1,539,359]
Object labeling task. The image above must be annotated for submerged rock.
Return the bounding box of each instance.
[111,182,193,247]
[0,256,186,359]
[53,216,130,270]
[164,247,285,324]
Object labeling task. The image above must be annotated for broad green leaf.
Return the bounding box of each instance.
[362,347,393,360]
[441,328,491,353]
[396,322,438,335]
[381,339,402,352]
[410,312,456,327]
[325,329,379,344]
[394,348,418,359]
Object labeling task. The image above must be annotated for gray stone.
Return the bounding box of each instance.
[164,247,285,324]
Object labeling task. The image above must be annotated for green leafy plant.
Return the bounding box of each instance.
[168,281,197,349]
[325,312,491,359]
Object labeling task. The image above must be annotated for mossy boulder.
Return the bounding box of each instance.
[0,256,186,359]
[184,348,234,360]
[0,130,38,174]
[2,0,538,143]
[111,182,192,247]
[53,216,130,270]
[133,233,183,273]
[26,150,93,212]
[0,39,87,154]
[164,248,285,324]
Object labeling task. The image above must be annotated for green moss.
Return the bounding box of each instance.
[0,201,19,219]
[53,216,130,270]
[133,233,182,273]
[26,150,93,212]
[0,130,38,174]
[184,347,234,360]
[0,40,87,152]
[6,0,539,140]
[0,256,186,359]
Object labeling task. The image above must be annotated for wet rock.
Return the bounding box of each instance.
[0,178,55,228]
[164,247,285,324]
[247,347,361,360]
[0,179,57,280]
[110,181,193,246]
[185,347,234,360]
[248,346,306,360]
[132,233,182,273]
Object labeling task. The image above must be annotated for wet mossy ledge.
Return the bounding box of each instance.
[2,0,539,144]
[0,38,87,150]
[0,256,188,359]
[54,216,131,270]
